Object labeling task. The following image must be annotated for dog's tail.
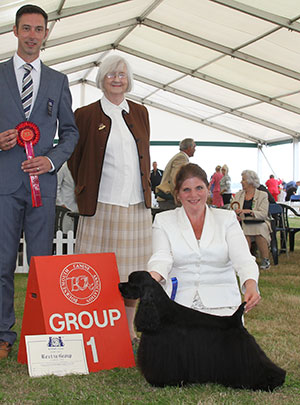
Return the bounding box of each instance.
[229,302,246,327]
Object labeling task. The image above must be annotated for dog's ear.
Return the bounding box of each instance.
[134,288,160,332]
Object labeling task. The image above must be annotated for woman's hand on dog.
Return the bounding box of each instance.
[243,279,261,313]
[149,271,163,282]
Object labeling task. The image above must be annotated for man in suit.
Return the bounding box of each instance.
[150,161,163,197]
[0,5,78,358]
[156,138,196,210]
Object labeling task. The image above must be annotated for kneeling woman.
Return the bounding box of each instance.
[148,163,260,317]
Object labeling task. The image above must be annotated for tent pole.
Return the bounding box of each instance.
[293,139,299,181]
[258,144,278,179]
[80,82,85,107]
[257,145,263,181]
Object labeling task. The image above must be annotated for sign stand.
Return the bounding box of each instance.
[18,253,135,372]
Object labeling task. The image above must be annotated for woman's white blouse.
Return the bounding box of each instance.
[97,96,144,207]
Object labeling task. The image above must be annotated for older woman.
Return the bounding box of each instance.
[220,164,232,205]
[68,55,152,343]
[231,170,271,270]
[149,163,260,317]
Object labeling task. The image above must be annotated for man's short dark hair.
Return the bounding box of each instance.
[15,4,48,29]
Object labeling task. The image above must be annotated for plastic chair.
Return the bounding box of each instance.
[278,203,300,252]
[54,205,77,254]
[55,205,72,234]
[269,203,288,264]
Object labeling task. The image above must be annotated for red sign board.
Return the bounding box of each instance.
[18,253,135,372]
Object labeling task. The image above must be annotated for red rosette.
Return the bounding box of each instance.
[16,121,42,207]
[16,121,40,148]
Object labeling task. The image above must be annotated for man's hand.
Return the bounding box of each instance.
[0,129,18,151]
[21,156,52,175]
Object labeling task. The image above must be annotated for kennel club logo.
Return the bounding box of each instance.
[48,336,64,347]
[60,262,101,306]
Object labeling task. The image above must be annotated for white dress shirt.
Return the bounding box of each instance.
[13,53,54,170]
[98,96,144,207]
[13,53,41,116]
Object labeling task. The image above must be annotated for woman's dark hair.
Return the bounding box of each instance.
[15,5,48,29]
[174,163,209,201]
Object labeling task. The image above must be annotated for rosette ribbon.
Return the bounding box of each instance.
[16,121,42,207]
[170,277,178,301]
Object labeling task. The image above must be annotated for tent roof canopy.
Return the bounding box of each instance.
[1,0,300,146]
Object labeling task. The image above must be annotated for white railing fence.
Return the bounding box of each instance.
[16,230,76,274]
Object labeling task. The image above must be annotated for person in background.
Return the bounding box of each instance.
[68,55,152,345]
[150,161,163,197]
[148,163,260,316]
[0,4,78,358]
[209,165,223,207]
[219,164,232,206]
[257,183,275,204]
[156,138,196,210]
[276,179,284,202]
[285,180,300,201]
[56,161,78,212]
[231,170,271,270]
[265,175,280,202]
[56,162,78,233]
[278,180,287,202]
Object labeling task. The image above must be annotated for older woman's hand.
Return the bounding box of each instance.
[244,279,261,313]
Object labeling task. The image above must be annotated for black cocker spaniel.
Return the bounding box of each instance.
[119,271,285,391]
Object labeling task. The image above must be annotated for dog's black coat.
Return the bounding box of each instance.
[119,271,286,391]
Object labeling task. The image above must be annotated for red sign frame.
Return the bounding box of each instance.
[18,253,135,372]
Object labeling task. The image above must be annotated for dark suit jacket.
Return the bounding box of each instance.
[68,99,151,216]
[150,169,163,192]
[0,58,78,198]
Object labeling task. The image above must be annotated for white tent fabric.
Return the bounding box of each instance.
[1,0,300,179]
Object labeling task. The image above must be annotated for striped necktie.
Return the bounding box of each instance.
[21,63,33,120]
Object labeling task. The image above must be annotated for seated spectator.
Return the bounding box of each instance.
[231,170,271,270]
[285,180,298,201]
[57,162,78,233]
[57,162,78,212]
[257,184,275,204]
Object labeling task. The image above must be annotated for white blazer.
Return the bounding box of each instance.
[148,206,259,312]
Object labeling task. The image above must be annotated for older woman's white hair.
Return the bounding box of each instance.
[96,55,134,93]
[242,170,260,188]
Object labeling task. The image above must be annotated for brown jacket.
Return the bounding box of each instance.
[68,99,151,215]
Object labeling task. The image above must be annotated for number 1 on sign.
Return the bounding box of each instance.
[87,336,99,363]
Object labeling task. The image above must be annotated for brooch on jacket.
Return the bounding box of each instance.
[98,123,106,131]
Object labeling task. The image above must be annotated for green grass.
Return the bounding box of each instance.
[1,231,300,404]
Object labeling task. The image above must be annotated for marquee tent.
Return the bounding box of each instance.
[1,0,300,178]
